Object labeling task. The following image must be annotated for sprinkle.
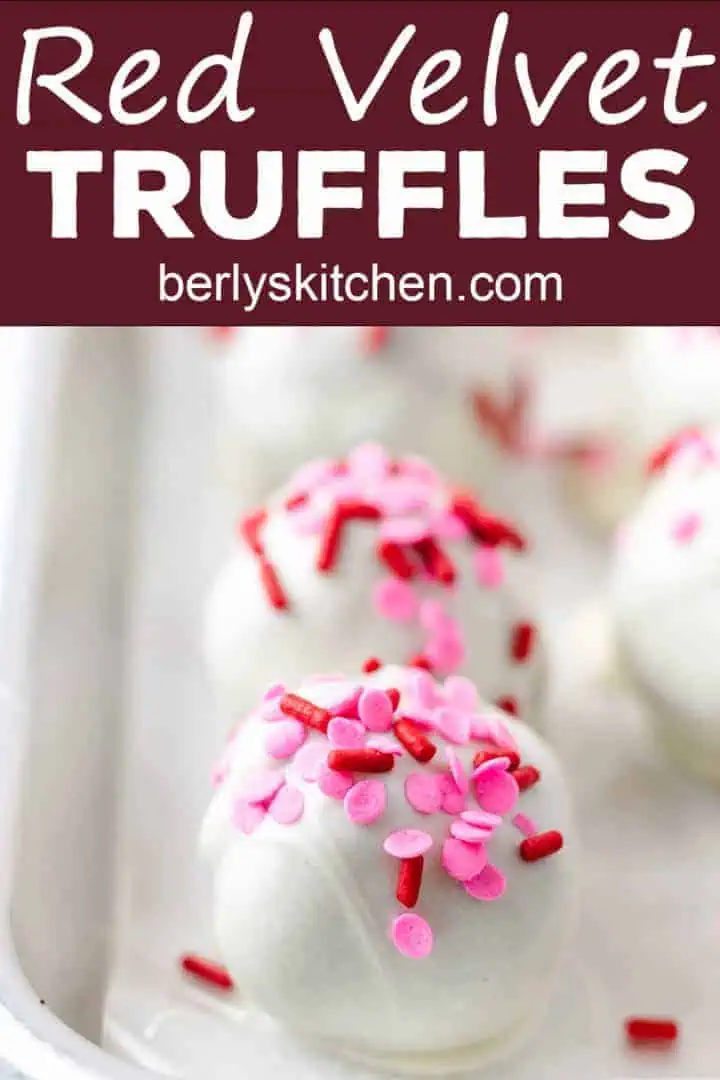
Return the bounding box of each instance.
[284,492,308,511]
[377,540,417,580]
[328,716,366,749]
[232,798,266,835]
[391,913,433,958]
[396,856,424,908]
[259,559,290,611]
[308,681,362,717]
[426,633,466,674]
[363,326,390,354]
[464,864,507,901]
[337,498,382,522]
[519,829,564,862]
[280,693,331,734]
[513,765,541,792]
[647,428,701,474]
[450,493,526,551]
[347,443,390,478]
[393,719,437,763]
[405,772,443,814]
[495,695,518,717]
[318,762,354,799]
[410,669,441,709]
[450,821,495,844]
[443,675,479,713]
[269,784,305,824]
[474,766,520,816]
[461,809,503,828]
[446,747,468,794]
[362,657,383,673]
[238,508,267,555]
[473,749,521,772]
[328,748,395,774]
[345,778,387,824]
[386,688,401,711]
[263,683,285,702]
[373,578,419,622]
[624,1017,679,1048]
[265,720,307,760]
[367,735,403,755]
[243,770,285,806]
[442,837,488,881]
[672,511,702,544]
[380,516,430,544]
[439,774,466,815]
[473,545,505,588]
[419,599,450,632]
[180,954,234,992]
[316,505,346,572]
[413,537,456,585]
[358,688,394,732]
[384,828,433,859]
[433,707,471,745]
[409,653,433,671]
[294,742,328,782]
[429,508,467,540]
[511,621,536,663]
[512,812,538,837]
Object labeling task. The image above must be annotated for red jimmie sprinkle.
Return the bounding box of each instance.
[377,540,417,580]
[511,621,536,663]
[473,749,521,772]
[328,747,395,773]
[259,560,289,611]
[495,695,518,717]
[413,537,456,586]
[285,492,308,511]
[519,829,564,863]
[386,688,401,711]
[513,765,541,792]
[409,653,432,671]
[362,657,383,673]
[396,855,424,908]
[339,499,382,522]
[394,718,437,763]
[238,508,267,556]
[316,505,345,573]
[625,1017,680,1047]
[364,326,390,354]
[450,493,527,552]
[280,693,331,734]
[180,954,234,992]
[647,428,701,476]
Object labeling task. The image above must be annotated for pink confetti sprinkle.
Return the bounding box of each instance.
[426,633,466,674]
[232,798,266,835]
[443,675,479,714]
[328,716,366,749]
[290,458,337,491]
[405,772,443,814]
[294,742,328,783]
[446,747,469,794]
[461,809,503,829]
[474,768,520,816]
[318,762,354,800]
[512,812,538,837]
[269,784,305,824]
[367,734,403,755]
[348,442,390,479]
[672,511,702,544]
[433,707,471,745]
[264,719,307,760]
[379,516,430,544]
[442,837,489,881]
[243,769,285,806]
[410,668,441,710]
[439,773,466,815]
[418,599,450,632]
[358,688,394,732]
[464,864,507,901]
[451,820,496,844]
[383,828,433,859]
[473,545,505,589]
[373,578,419,623]
[262,683,286,702]
[345,779,387,825]
[471,755,512,779]
[391,913,434,959]
[290,508,326,536]
[429,508,467,540]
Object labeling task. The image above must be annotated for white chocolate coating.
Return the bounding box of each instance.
[611,430,720,780]
[201,667,575,1068]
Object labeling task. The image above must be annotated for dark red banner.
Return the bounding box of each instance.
[0,0,718,324]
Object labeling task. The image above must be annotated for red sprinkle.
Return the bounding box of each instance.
[386,688,401,711]
[377,540,417,580]
[625,1017,680,1048]
[396,856,424,908]
[495,695,519,717]
[519,829,564,862]
[364,326,390,354]
[259,560,290,611]
[280,693,331,733]
[340,499,382,522]
[513,765,541,792]
[238,508,267,556]
[328,747,395,774]
[180,954,234,992]
[450,493,526,552]
[394,718,437,763]
[647,428,700,475]
[317,506,345,573]
[362,657,383,673]
[413,537,456,586]
[285,492,309,511]
[408,653,433,671]
[511,621,536,663]
[473,749,521,772]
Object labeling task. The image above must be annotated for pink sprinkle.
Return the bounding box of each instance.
[367,734,403,755]
[391,913,433,959]
[672,511,702,544]
[345,779,387,825]
[380,516,429,545]
[451,820,496,844]
[445,748,468,794]
[439,773,466,815]
[269,784,305,824]
[461,809,503,829]
[433,707,471,745]
[318,763,354,800]
[410,668,441,710]
[348,442,390,479]
[426,633,466,674]
[419,599,450,633]
[294,742,328,783]
[464,864,507,901]
[442,837,488,881]
[473,545,505,589]
[443,675,479,713]
[512,812,538,837]
[474,768,520,816]
[232,798,266,835]
[372,578,419,623]
[262,682,286,702]
[471,715,519,752]
[328,716,366,749]
[243,769,285,806]
[471,755,512,779]
[400,456,439,484]
[405,772,444,814]
[358,688,394,732]
[429,508,467,540]
[265,720,307,760]
[383,828,433,859]
[290,458,337,491]
[308,681,362,716]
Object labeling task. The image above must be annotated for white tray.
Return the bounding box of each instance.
[1,330,719,1080]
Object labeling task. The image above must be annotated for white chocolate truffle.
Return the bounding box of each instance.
[204,445,544,726]
[612,429,720,780]
[201,666,575,1070]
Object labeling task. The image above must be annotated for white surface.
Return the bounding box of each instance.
[2,331,720,1080]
